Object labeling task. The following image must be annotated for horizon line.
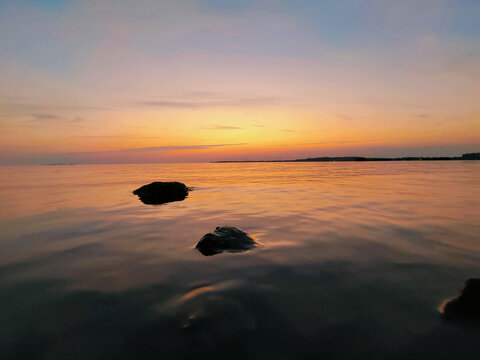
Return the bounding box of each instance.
[1,151,478,166]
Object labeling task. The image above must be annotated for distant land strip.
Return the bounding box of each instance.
[213,152,480,163]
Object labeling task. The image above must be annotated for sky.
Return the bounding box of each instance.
[0,0,479,164]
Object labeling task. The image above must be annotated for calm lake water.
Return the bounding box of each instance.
[1,162,479,359]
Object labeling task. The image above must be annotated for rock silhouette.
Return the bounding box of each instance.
[442,278,480,321]
[196,226,257,256]
[133,182,189,205]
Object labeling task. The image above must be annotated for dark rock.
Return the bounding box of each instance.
[133,181,189,205]
[442,278,480,321]
[196,226,257,256]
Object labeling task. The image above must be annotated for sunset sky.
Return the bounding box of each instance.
[1,0,479,164]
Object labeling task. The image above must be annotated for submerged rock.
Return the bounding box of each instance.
[175,286,256,352]
[133,181,189,205]
[179,295,256,332]
[196,226,257,256]
[442,278,480,321]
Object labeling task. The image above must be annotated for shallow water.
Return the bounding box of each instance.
[0,162,479,359]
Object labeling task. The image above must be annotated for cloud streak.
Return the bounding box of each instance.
[137,96,286,109]
[31,113,61,120]
[30,113,85,123]
[65,143,247,155]
[199,125,243,130]
[121,143,247,152]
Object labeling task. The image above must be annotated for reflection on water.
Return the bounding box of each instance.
[0,162,479,359]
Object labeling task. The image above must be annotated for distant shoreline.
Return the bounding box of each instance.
[213,152,480,163]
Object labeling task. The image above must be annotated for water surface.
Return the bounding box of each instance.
[1,162,479,359]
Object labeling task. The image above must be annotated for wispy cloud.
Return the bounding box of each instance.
[75,143,248,154]
[281,129,294,133]
[0,96,109,122]
[31,114,85,122]
[70,117,85,122]
[137,96,286,109]
[264,139,373,147]
[199,125,243,130]
[181,91,229,99]
[1,96,109,111]
[301,140,373,145]
[78,135,165,139]
[32,113,61,120]
[138,100,198,108]
[38,143,247,160]
[414,114,430,118]
[122,143,247,152]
